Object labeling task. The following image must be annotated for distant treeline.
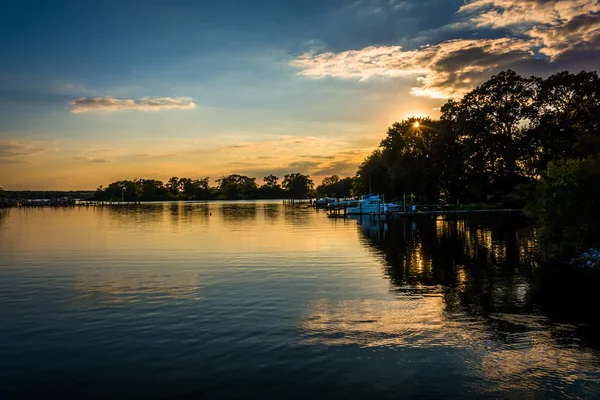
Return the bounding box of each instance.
[92,173,368,202]
[0,175,357,203]
[353,69,600,259]
[1,190,95,200]
[92,173,322,201]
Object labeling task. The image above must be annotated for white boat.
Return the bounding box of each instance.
[315,197,336,207]
[333,198,358,207]
[346,195,401,215]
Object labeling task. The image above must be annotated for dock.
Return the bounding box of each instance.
[327,207,522,219]
[1,200,144,208]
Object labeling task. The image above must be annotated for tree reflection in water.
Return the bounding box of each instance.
[301,215,600,396]
[352,214,599,344]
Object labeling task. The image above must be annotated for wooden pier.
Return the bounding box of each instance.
[283,198,312,206]
[328,206,347,218]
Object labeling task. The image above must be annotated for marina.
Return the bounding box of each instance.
[321,194,522,219]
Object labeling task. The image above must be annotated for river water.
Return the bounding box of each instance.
[0,201,598,399]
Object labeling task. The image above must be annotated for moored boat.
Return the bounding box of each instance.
[346,195,401,215]
[315,197,336,208]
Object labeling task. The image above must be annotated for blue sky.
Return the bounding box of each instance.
[1,0,599,189]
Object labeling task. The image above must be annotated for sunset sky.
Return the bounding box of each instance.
[1,0,599,190]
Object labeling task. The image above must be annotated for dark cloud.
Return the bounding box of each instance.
[221,144,251,149]
[287,160,324,170]
[0,141,48,158]
[230,161,261,167]
[314,161,359,176]
[0,158,32,164]
[74,156,111,163]
[298,154,333,160]
[134,153,181,159]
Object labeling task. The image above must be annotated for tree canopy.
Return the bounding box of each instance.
[356,69,600,206]
[316,175,354,198]
[526,157,600,260]
[282,173,314,199]
[93,173,316,201]
[216,174,258,200]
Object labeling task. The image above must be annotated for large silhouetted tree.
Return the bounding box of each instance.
[355,150,391,196]
[316,175,353,198]
[216,174,258,199]
[526,71,600,175]
[258,174,284,198]
[441,70,538,201]
[166,177,181,197]
[526,157,600,260]
[379,117,444,202]
[282,173,314,199]
[263,174,280,188]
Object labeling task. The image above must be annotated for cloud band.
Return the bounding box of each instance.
[69,96,196,113]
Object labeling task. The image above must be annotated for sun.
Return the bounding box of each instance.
[413,122,420,128]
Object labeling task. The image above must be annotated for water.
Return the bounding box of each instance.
[0,201,598,399]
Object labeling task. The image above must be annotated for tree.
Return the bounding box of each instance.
[0,187,6,199]
[93,185,104,200]
[263,174,280,189]
[441,70,538,202]
[101,180,142,202]
[180,177,210,199]
[321,175,339,187]
[282,173,314,199]
[166,177,181,197]
[379,117,444,202]
[526,71,600,175]
[316,175,353,198]
[125,180,143,202]
[355,150,391,196]
[258,175,284,199]
[216,174,258,199]
[139,179,168,200]
[526,157,600,260]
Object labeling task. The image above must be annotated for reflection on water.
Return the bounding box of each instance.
[0,203,598,399]
[263,203,281,224]
[220,202,257,226]
[303,296,480,348]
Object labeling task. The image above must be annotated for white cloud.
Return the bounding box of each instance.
[291,0,599,98]
[69,96,196,113]
[291,38,533,98]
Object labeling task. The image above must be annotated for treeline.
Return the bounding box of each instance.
[357,70,600,204]
[2,190,95,200]
[356,69,600,259]
[93,173,316,201]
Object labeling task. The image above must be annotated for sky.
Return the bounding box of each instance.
[1,0,599,190]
